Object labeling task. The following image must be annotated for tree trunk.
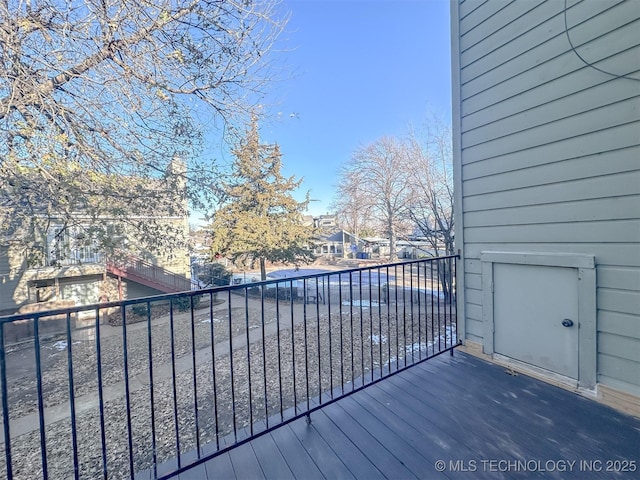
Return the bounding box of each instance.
[388,219,396,261]
[260,257,267,281]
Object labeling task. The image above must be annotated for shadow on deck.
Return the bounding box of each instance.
[154,351,640,479]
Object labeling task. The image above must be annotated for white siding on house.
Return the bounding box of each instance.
[452,0,640,395]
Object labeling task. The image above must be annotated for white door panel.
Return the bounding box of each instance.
[493,263,579,379]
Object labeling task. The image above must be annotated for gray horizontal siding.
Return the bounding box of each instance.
[458,0,488,22]
[463,220,640,244]
[460,0,513,40]
[460,0,548,60]
[464,171,640,211]
[462,80,638,148]
[463,146,638,191]
[464,272,482,290]
[463,244,640,269]
[461,99,639,161]
[454,0,640,395]
[597,288,640,317]
[461,0,634,88]
[463,123,639,177]
[598,354,640,391]
[599,311,640,339]
[464,195,639,227]
[597,266,640,291]
[598,333,640,363]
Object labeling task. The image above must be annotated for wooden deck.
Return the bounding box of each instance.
[167,351,640,479]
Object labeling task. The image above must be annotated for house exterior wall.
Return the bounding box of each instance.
[0,212,190,315]
[451,0,640,397]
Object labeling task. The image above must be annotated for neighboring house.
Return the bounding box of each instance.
[451,0,639,413]
[0,164,192,317]
[313,230,357,258]
[313,214,338,230]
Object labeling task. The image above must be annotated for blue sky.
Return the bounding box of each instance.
[210,0,452,218]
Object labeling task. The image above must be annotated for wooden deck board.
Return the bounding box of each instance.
[228,442,264,479]
[321,400,418,479]
[250,433,295,480]
[268,424,325,480]
[183,352,640,479]
[306,409,386,479]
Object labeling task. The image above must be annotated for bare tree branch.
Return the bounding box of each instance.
[1,0,287,260]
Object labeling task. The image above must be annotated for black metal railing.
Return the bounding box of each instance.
[0,256,458,479]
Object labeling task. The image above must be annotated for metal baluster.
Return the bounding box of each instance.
[261,286,268,428]
[95,307,107,478]
[290,280,297,414]
[338,273,344,395]
[386,266,391,374]
[275,283,284,422]
[228,290,237,443]
[33,315,48,478]
[368,269,373,382]
[302,279,310,414]
[437,260,442,352]
[453,256,458,350]
[121,307,134,476]
[315,278,321,405]
[169,301,181,465]
[410,263,415,364]
[327,276,333,399]
[417,262,422,361]
[402,263,407,367]
[0,324,13,479]
[146,302,157,477]
[244,288,253,435]
[190,296,200,456]
[349,271,354,391]
[431,260,435,357]
[359,270,364,387]
[208,292,220,450]
[377,268,383,377]
[65,312,79,479]
[394,265,399,371]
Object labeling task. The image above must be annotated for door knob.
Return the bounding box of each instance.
[561,319,574,327]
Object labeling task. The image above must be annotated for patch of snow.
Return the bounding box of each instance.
[341,300,380,309]
[50,341,68,351]
[199,317,221,324]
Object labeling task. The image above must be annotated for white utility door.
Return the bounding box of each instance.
[493,263,579,379]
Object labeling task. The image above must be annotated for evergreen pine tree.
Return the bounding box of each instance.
[209,120,315,280]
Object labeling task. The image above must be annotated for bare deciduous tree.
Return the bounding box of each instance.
[332,167,376,240]
[0,0,286,261]
[406,120,454,256]
[335,136,413,260]
[406,118,455,301]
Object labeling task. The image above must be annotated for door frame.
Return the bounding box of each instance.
[480,251,596,390]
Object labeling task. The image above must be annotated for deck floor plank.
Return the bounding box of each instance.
[228,442,264,479]
[335,394,437,479]
[203,452,235,480]
[411,356,639,462]
[250,432,295,480]
[268,423,325,480]
[193,352,640,480]
[318,401,417,479]
[306,409,387,480]
[287,413,357,479]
